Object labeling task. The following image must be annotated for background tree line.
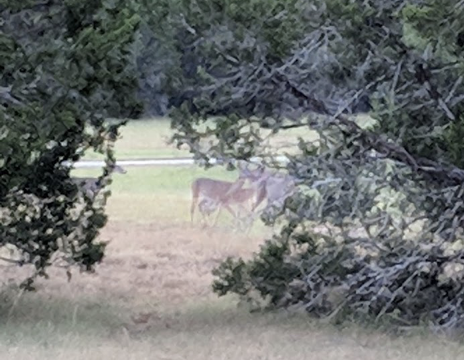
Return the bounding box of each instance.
[133,0,372,117]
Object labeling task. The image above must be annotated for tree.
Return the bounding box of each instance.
[168,0,464,332]
[0,0,141,289]
[131,0,180,117]
[133,0,316,118]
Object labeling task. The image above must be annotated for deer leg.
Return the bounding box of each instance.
[191,195,199,225]
[252,183,267,212]
[201,211,208,229]
[212,203,223,227]
[226,204,241,227]
[218,203,240,230]
[200,198,218,228]
[244,212,256,236]
[234,204,251,232]
[239,204,255,234]
[203,203,214,229]
[222,203,238,218]
[232,204,244,231]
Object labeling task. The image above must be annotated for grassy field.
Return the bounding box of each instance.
[82,118,188,160]
[82,116,312,160]
[82,114,377,161]
[1,118,463,359]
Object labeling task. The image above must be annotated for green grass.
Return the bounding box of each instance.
[1,290,458,360]
[73,164,238,193]
[73,165,271,236]
[82,117,190,160]
[81,114,378,161]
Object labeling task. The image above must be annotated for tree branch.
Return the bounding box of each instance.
[281,76,464,186]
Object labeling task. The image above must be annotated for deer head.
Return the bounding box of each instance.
[237,161,267,183]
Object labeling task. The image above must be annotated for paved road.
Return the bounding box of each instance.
[73,156,289,168]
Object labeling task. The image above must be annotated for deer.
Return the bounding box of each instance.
[213,186,259,233]
[225,160,297,214]
[190,177,259,231]
[71,164,127,198]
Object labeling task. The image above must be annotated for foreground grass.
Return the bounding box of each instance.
[0,289,460,360]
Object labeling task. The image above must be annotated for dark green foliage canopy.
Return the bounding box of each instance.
[134,0,309,117]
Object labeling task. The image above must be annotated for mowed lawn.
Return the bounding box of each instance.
[81,117,189,160]
[1,117,463,359]
[81,114,378,160]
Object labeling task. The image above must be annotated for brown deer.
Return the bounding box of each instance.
[226,161,297,213]
[190,178,258,230]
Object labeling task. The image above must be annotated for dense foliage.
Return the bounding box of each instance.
[0,1,141,288]
[134,0,319,117]
[165,0,464,333]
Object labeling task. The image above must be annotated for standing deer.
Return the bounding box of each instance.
[71,164,127,198]
[190,177,258,231]
[226,161,297,214]
[216,186,259,233]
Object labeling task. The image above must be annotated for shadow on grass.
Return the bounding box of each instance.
[0,284,459,360]
[0,284,127,343]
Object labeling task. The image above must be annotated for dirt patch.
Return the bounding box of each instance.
[0,220,262,309]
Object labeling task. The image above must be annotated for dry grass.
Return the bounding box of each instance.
[1,215,462,359]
